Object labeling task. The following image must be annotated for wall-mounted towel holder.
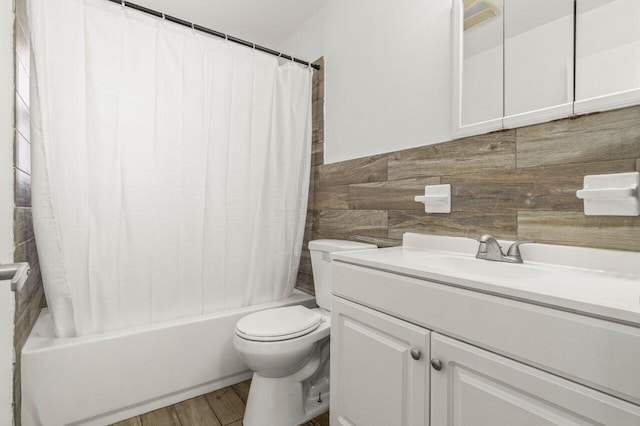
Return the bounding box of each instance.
[0,262,30,292]
[576,172,639,216]
[415,184,451,213]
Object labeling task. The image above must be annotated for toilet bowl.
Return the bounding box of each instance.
[233,239,377,426]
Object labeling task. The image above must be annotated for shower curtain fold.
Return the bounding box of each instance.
[28,0,312,337]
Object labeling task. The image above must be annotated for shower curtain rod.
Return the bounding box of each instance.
[105,0,321,70]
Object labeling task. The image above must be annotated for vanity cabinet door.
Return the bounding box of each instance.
[430,333,640,426]
[330,297,430,426]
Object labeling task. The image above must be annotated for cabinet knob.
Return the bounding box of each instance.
[430,358,442,371]
[410,348,421,360]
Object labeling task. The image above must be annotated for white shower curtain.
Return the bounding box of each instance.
[29,0,312,337]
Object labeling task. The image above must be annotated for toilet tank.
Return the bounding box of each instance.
[308,239,377,311]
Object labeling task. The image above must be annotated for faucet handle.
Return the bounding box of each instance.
[506,240,535,257]
[477,234,503,252]
[478,234,496,243]
[470,234,503,258]
[466,234,496,243]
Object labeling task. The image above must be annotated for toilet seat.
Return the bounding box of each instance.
[235,306,323,342]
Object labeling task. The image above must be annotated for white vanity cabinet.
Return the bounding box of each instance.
[332,294,640,426]
[430,333,640,426]
[330,249,640,426]
[330,297,429,426]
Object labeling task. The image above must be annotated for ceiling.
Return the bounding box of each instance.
[132,0,328,48]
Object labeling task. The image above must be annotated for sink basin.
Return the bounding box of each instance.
[411,255,554,280]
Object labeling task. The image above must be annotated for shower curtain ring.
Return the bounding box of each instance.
[161,12,165,20]
[120,0,125,12]
[191,22,196,35]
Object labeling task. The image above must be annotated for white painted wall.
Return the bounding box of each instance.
[0,0,14,263]
[278,0,453,164]
[0,0,14,422]
[280,0,639,163]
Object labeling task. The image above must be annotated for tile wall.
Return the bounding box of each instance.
[13,0,46,423]
[296,99,640,294]
[296,57,324,295]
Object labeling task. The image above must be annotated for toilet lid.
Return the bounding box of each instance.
[235,306,322,342]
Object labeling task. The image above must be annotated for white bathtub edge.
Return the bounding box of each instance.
[21,290,316,426]
[24,290,316,353]
[79,370,253,426]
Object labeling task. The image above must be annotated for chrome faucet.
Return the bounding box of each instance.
[474,235,534,263]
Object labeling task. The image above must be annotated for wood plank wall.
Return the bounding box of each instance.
[13,1,46,424]
[296,75,640,295]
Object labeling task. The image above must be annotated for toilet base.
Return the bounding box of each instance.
[243,373,329,426]
[243,339,330,426]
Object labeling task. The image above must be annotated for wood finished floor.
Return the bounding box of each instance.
[111,379,330,426]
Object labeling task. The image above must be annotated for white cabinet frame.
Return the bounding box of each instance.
[451,0,640,139]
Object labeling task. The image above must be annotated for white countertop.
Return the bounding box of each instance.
[331,233,640,326]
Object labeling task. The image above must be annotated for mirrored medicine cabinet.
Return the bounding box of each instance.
[453,0,640,138]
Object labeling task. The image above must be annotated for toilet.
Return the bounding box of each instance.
[233,239,377,426]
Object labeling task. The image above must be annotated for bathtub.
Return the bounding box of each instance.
[21,290,315,426]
